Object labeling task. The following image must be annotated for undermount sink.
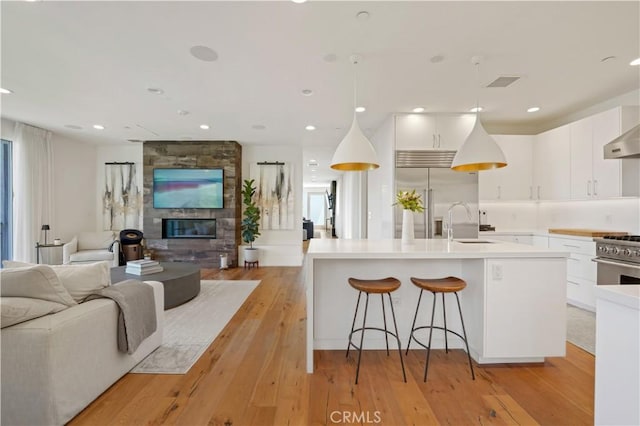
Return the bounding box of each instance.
[454,239,496,244]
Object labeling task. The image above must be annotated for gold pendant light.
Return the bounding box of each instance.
[330,55,379,171]
[451,56,507,171]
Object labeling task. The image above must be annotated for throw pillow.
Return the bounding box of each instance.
[1,297,68,328]
[49,261,111,303]
[0,265,77,306]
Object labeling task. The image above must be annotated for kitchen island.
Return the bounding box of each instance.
[305,238,569,373]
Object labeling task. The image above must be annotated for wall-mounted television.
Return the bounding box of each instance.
[153,168,224,209]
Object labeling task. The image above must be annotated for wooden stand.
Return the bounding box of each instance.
[244,260,259,269]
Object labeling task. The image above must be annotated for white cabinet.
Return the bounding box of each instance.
[548,236,596,311]
[533,125,571,200]
[479,135,534,201]
[395,113,475,150]
[570,106,640,199]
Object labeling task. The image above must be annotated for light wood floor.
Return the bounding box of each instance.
[71,266,594,426]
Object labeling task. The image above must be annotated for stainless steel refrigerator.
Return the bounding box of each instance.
[394,151,479,239]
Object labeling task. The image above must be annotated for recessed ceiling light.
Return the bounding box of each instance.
[291,0,307,3]
[0,88,13,94]
[527,106,541,113]
[430,55,445,64]
[189,45,218,62]
[470,107,483,113]
[252,124,266,130]
[355,106,366,113]
[305,125,316,131]
[93,124,105,130]
[631,57,640,66]
[64,124,83,130]
[301,89,314,96]
[200,124,210,130]
[177,109,189,116]
[412,107,425,113]
[147,87,164,95]
[356,11,370,21]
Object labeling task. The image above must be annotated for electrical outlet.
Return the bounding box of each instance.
[492,264,503,281]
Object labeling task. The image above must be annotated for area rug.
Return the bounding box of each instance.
[566,304,596,355]
[131,280,259,374]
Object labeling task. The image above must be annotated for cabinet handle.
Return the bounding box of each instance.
[563,244,581,249]
[432,134,436,148]
[438,134,441,148]
[587,180,591,196]
[594,180,598,196]
[497,185,501,199]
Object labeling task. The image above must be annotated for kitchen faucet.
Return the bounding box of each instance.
[447,201,473,241]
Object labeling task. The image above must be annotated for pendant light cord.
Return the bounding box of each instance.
[352,56,359,117]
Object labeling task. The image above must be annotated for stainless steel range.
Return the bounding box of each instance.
[593,235,640,285]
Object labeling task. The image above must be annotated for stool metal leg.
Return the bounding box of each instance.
[424,291,437,382]
[442,293,449,353]
[381,294,390,355]
[355,293,370,385]
[406,289,424,355]
[455,292,475,380]
[387,293,407,383]
[346,291,363,357]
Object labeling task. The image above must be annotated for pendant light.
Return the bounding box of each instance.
[451,56,507,172]
[330,55,379,171]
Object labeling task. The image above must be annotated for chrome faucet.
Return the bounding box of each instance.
[447,201,473,241]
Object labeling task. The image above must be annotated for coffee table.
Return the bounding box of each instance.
[111,262,200,309]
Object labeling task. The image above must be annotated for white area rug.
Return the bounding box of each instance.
[566,304,596,355]
[131,280,259,374]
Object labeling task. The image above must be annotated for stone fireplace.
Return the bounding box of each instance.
[143,141,242,267]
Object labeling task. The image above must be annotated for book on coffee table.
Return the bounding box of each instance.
[125,265,164,275]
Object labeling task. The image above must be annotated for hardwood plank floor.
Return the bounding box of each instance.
[71,266,594,426]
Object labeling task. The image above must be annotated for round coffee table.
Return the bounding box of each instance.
[111,262,200,309]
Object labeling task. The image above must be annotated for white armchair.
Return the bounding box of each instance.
[63,231,121,267]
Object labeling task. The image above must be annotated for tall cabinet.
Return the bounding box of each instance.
[479,135,534,201]
[532,125,571,200]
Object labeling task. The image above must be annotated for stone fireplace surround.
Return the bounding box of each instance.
[143,141,242,267]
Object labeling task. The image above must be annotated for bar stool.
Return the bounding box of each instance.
[346,277,407,384]
[406,276,475,381]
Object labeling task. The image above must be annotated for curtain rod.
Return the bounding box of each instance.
[257,161,285,165]
[105,162,135,165]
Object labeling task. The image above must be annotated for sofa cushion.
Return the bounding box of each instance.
[77,231,115,251]
[1,297,68,328]
[2,260,33,268]
[69,250,115,263]
[0,265,77,306]
[49,261,111,303]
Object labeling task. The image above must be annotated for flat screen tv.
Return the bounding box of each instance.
[153,168,224,209]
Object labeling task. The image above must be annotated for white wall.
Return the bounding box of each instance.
[95,144,143,230]
[367,115,395,239]
[537,199,640,234]
[1,118,97,245]
[241,144,303,266]
[478,202,538,230]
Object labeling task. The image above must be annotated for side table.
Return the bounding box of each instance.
[35,242,64,264]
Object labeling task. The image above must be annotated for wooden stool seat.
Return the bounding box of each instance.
[410,276,466,293]
[348,277,401,294]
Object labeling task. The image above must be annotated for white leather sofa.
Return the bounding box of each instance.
[1,267,164,426]
[63,230,120,267]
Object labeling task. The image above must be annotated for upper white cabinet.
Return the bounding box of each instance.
[479,135,534,201]
[395,113,475,150]
[533,125,571,200]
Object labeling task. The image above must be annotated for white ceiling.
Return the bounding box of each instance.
[2,1,639,184]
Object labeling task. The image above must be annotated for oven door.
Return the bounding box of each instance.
[593,258,640,285]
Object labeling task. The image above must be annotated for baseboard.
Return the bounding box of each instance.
[237,245,303,266]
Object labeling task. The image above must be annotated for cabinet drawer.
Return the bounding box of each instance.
[549,237,595,255]
[567,252,597,281]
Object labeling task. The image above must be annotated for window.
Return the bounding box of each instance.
[307,192,326,229]
[1,139,12,261]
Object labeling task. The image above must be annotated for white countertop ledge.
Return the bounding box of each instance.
[307,238,569,259]
[595,285,640,311]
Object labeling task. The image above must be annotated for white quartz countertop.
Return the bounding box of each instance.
[479,230,599,242]
[307,238,569,259]
[595,285,640,310]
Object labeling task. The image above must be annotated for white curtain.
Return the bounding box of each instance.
[13,122,54,262]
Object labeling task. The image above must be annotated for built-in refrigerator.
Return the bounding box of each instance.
[394,150,479,239]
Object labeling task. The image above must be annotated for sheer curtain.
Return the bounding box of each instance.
[13,122,54,262]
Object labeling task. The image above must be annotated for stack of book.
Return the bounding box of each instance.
[125,259,163,275]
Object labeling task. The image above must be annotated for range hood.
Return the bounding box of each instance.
[604,124,640,159]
